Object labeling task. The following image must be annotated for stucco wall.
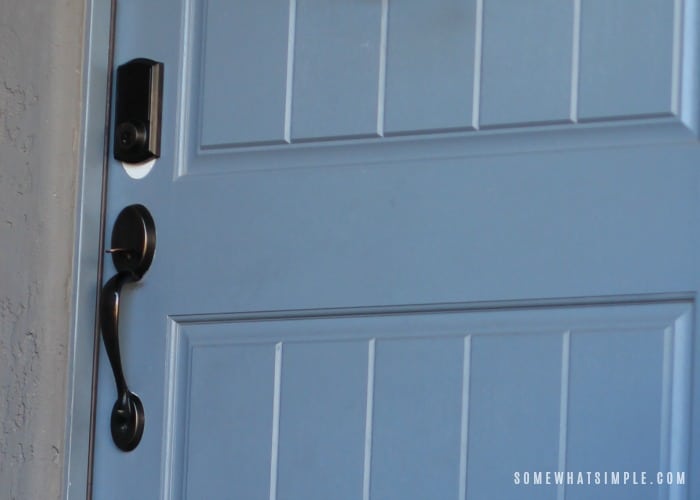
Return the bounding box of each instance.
[0,1,85,498]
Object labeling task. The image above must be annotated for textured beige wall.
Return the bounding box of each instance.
[0,1,85,498]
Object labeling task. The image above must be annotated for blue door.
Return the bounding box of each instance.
[93,1,699,498]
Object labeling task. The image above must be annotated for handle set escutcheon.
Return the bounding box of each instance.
[100,204,156,452]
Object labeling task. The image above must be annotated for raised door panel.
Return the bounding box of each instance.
[164,303,691,499]
[577,0,678,121]
[182,0,697,175]
[479,0,574,127]
[199,0,290,147]
[382,0,477,134]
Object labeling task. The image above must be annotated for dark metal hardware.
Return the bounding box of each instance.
[99,204,156,451]
[113,58,163,164]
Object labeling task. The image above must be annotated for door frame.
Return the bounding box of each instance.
[64,0,113,498]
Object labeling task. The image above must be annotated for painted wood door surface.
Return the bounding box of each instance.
[93,1,700,499]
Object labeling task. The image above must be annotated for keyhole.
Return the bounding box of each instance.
[120,130,132,146]
[115,122,146,152]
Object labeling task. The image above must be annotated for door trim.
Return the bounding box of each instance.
[64,0,114,498]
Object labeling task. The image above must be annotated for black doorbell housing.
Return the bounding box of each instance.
[113,58,163,164]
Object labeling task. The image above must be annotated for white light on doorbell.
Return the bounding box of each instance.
[121,158,156,179]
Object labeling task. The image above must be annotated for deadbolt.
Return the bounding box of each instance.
[113,58,163,164]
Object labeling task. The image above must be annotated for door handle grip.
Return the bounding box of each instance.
[100,270,145,452]
[99,204,155,452]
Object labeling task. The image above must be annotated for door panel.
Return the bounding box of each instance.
[184,342,276,499]
[187,0,690,161]
[159,304,691,499]
[479,0,574,126]
[200,0,290,146]
[577,0,677,120]
[94,0,700,498]
[291,0,383,140]
[383,0,476,133]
